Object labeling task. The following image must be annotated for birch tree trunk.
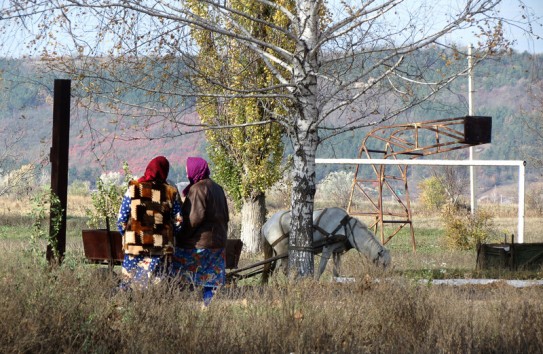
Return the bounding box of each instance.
[288,132,318,277]
[287,0,319,278]
[240,193,266,253]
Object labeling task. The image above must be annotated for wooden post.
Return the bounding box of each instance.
[47,79,71,264]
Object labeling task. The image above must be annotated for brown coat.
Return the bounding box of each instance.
[176,178,229,249]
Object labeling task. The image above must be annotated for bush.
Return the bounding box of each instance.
[315,171,354,209]
[28,187,63,262]
[0,163,36,197]
[526,185,543,216]
[85,165,132,229]
[68,180,90,196]
[442,204,498,250]
[266,174,292,211]
[418,176,447,212]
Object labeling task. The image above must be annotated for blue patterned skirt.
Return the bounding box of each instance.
[120,254,168,290]
[171,248,226,288]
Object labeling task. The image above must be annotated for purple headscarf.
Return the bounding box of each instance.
[182,157,210,196]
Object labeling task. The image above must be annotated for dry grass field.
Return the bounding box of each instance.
[1,194,543,352]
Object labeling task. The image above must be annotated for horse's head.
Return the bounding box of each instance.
[348,218,391,269]
[373,247,391,268]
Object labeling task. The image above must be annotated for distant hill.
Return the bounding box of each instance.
[67,111,207,182]
[0,101,207,184]
[1,50,543,189]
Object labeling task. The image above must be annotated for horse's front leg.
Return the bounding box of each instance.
[332,252,342,278]
[317,246,333,280]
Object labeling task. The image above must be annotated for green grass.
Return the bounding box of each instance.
[2,210,541,281]
[0,224,31,239]
[2,208,543,352]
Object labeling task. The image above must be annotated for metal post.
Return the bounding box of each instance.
[518,161,526,243]
[468,44,477,215]
[47,79,71,264]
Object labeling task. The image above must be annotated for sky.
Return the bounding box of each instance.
[1,0,542,57]
[502,0,543,53]
[443,0,543,53]
[331,0,543,54]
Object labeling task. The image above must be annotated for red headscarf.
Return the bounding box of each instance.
[138,156,170,183]
[182,157,210,196]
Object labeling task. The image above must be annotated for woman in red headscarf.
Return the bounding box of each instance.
[172,157,229,305]
[116,156,182,290]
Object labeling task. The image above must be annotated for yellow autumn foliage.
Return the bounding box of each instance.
[187,0,295,207]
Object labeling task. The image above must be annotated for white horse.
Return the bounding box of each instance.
[261,207,391,282]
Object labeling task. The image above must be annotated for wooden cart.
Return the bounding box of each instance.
[82,229,246,273]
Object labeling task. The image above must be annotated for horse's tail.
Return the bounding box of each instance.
[261,228,275,284]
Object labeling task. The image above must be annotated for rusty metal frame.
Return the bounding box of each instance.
[347,116,491,251]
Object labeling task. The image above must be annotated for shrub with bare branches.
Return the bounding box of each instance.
[316,171,355,209]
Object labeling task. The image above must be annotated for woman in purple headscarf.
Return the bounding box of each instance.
[116,156,182,290]
[172,157,229,305]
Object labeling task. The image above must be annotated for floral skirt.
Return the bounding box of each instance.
[171,248,226,288]
[120,254,168,290]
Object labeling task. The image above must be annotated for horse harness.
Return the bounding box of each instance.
[270,209,354,254]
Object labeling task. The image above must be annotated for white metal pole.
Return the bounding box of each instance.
[518,162,526,243]
[316,158,526,243]
[316,158,526,167]
[468,44,477,215]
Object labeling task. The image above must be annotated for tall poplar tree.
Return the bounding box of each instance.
[188,0,293,252]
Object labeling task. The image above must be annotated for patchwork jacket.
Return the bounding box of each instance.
[117,180,182,256]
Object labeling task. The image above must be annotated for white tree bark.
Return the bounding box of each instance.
[240,193,266,253]
[287,0,320,277]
